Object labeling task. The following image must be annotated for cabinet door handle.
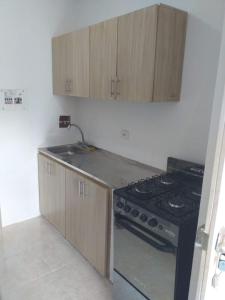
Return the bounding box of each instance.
[49,163,54,176]
[65,79,71,93]
[111,79,115,97]
[79,181,82,197]
[116,78,120,97]
[68,79,72,93]
[65,79,72,93]
[79,181,85,198]
[83,182,88,197]
[65,80,68,92]
[46,162,51,175]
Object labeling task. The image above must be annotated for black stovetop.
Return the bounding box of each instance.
[114,158,204,226]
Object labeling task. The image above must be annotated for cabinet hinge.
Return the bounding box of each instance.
[195,225,209,251]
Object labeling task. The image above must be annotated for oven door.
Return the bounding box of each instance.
[114,215,177,300]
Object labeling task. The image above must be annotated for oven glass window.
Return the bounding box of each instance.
[114,224,176,300]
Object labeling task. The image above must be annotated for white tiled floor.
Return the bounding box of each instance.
[0,217,112,300]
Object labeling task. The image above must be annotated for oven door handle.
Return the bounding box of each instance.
[116,217,176,254]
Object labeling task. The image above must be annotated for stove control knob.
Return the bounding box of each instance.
[116,202,124,209]
[158,225,163,230]
[148,218,158,227]
[140,214,148,223]
[131,209,139,218]
[124,205,131,213]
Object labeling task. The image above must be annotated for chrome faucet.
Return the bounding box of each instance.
[68,123,85,145]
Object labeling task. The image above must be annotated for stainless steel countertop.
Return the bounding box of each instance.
[39,145,162,189]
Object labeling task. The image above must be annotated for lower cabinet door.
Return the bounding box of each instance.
[82,176,109,276]
[38,154,66,236]
[65,169,84,252]
[65,169,109,276]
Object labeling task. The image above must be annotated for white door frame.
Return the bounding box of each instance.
[189,15,225,300]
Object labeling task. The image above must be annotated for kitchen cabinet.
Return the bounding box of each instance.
[153,5,188,101]
[52,4,187,102]
[82,176,109,276]
[39,153,110,276]
[65,168,109,276]
[52,33,71,96]
[89,18,118,100]
[38,154,66,236]
[65,170,84,252]
[116,4,187,102]
[116,5,158,102]
[52,28,89,97]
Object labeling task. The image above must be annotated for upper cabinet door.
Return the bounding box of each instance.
[153,5,187,102]
[71,28,89,97]
[52,29,89,97]
[117,6,158,102]
[90,18,118,100]
[52,33,73,96]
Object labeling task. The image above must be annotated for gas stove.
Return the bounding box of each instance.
[114,158,204,226]
[113,157,204,300]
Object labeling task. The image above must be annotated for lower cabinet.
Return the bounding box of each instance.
[38,154,66,236]
[38,154,110,277]
[65,168,109,276]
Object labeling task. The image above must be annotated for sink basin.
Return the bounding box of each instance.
[47,144,96,156]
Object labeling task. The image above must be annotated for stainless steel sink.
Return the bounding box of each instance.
[47,144,96,156]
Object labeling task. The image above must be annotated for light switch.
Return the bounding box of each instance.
[0,89,25,110]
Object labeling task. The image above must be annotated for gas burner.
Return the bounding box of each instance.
[127,176,179,201]
[134,183,153,194]
[160,176,175,186]
[134,186,149,194]
[156,192,198,218]
[168,198,185,209]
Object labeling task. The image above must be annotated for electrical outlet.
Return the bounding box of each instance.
[121,129,130,140]
[59,115,71,128]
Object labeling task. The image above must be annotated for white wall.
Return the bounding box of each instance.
[0,0,224,227]
[0,0,80,226]
[72,0,225,170]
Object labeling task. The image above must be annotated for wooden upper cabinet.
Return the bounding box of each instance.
[52,28,89,97]
[153,5,188,102]
[89,18,117,100]
[117,5,158,102]
[52,4,187,102]
[117,4,187,102]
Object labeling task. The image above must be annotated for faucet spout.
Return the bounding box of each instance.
[68,123,85,145]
